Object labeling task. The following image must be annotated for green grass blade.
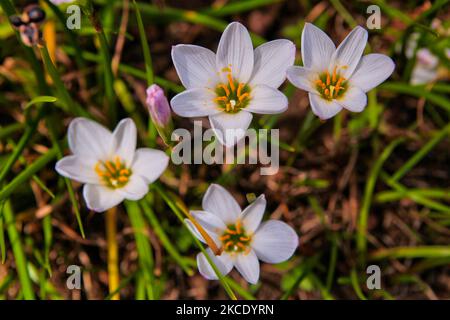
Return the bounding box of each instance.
[391,123,450,182]
[370,246,450,260]
[132,0,154,85]
[140,197,193,276]
[125,200,155,299]
[0,108,46,185]
[0,148,58,202]
[2,200,35,299]
[379,82,450,112]
[356,138,405,261]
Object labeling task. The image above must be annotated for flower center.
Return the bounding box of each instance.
[219,220,252,254]
[95,156,132,189]
[214,68,251,113]
[315,66,348,101]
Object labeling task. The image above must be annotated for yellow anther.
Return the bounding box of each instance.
[227,73,235,91]
[224,241,234,250]
[119,169,130,176]
[332,66,337,83]
[214,96,228,102]
[236,220,241,234]
[239,236,250,241]
[219,234,230,241]
[105,161,116,174]
[237,83,244,97]
[118,176,129,183]
[218,84,230,96]
[226,228,237,235]
[326,72,330,85]
[238,93,249,102]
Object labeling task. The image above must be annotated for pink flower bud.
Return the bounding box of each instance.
[146,84,171,128]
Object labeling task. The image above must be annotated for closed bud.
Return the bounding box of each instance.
[146,84,172,128]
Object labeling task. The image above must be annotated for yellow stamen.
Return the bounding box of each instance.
[219,84,230,96]
[332,66,337,83]
[324,88,330,97]
[237,83,244,97]
[225,241,234,250]
[226,228,237,235]
[239,236,250,241]
[119,169,130,176]
[326,72,330,86]
[115,156,121,169]
[219,234,230,241]
[118,176,128,183]
[227,73,235,92]
[238,93,249,102]
[236,242,246,250]
[105,161,116,174]
[236,220,241,234]
[214,96,228,102]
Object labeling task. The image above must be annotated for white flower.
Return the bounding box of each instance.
[185,184,298,284]
[170,22,295,147]
[411,48,439,85]
[287,23,395,120]
[55,118,169,212]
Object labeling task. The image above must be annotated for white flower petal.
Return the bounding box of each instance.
[184,216,221,247]
[119,174,148,201]
[241,195,266,234]
[331,26,368,78]
[68,117,113,160]
[287,66,319,92]
[286,66,316,92]
[350,54,395,92]
[83,184,124,212]
[112,118,136,166]
[197,249,233,280]
[184,219,205,243]
[252,220,298,263]
[170,88,221,117]
[55,155,98,184]
[209,111,253,147]
[234,250,260,284]
[216,22,254,83]
[132,148,169,184]
[337,86,367,112]
[249,39,296,88]
[301,23,336,70]
[191,210,227,235]
[245,85,288,114]
[309,92,342,120]
[171,44,219,89]
[202,184,241,225]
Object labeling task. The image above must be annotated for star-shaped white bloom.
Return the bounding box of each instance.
[55,118,169,212]
[287,23,395,120]
[170,22,296,147]
[185,184,298,284]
